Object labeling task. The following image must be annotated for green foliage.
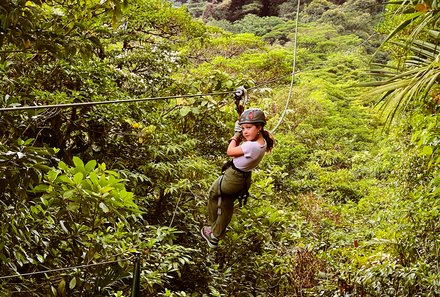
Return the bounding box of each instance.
[209,48,294,83]
[1,157,140,295]
[0,0,115,55]
[0,156,195,296]
[197,0,312,21]
[119,0,207,45]
[262,21,297,45]
[365,2,440,124]
[209,198,315,296]
[0,138,56,201]
[345,7,440,294]
[319,2,379,37]
[183,1,207,18]
[1,0,439,296]
[230,14,286,36]
[302,0,383,54]
[303,0,336,22]
[297,22,362,55]
[366,35,440,124]
[410,113,440,167]
[185,32,267,64]
[278,0,301,19]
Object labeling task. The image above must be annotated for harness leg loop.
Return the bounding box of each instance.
[217,175,224,215]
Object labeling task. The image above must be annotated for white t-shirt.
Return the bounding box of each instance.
[233,140,267,172]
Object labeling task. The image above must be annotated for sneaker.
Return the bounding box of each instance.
[200,226,219,248]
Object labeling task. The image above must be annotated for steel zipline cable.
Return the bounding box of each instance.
[0,73,295,113]
[0,257,132,280]
[0,91,233,112]
[269,0,301,134]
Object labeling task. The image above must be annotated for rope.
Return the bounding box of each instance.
[270,0,301,134]
[0,257,132,280]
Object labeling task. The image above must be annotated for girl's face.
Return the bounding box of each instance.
[241,124,260,141]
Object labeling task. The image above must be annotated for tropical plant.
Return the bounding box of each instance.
[365,1,440,123]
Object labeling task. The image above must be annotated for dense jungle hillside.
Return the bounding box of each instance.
[172,0,385,21]
[0,0,439,296]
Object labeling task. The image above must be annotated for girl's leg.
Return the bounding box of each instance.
[211,195,234,238]
[207,176,221,226]
[206,169,250,238]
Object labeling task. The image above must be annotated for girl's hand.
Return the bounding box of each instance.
[227,133,244,157]
[229,132,242,144]
[234,120,242,133]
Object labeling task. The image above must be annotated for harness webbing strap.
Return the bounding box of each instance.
[217,176,224,215]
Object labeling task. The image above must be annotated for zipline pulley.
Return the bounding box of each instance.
[234,86,246,117]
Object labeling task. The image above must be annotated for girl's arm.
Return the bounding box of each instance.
[227,138,244,157]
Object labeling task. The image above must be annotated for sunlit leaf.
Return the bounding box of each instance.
[85,160,97,173]
[180,106,191,117]
[99,202,109,213]
[74,172,83,185]
[69,277,76,290]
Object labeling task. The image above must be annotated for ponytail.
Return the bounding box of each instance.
[261,128,274,152]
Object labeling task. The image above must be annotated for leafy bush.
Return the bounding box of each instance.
[0,156,197,296]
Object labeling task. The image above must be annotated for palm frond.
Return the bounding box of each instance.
[382,14,422,44]
[392,40,438,60]
[369,79,412,93]
[370,62,401,70]
[369,1,440,125]
[406,55,432,65]
[428,29,440,40]
[366,70,399,79]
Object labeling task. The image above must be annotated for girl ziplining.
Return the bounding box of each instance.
[201,108,274,248]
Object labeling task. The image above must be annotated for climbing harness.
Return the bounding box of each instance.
[218,160,251,212]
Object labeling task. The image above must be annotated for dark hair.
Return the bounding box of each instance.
[258,125,274,152]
